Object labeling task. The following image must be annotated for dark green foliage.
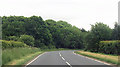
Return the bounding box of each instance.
[2,21,25,38]
[2,16,85,49]
[18,35,35,47]
[2,16,119,52]
[24,16,53,48]
[45,20,84,49]
[2,16,54,48]
[85,23,112,52]
[84,32,99,52]
[98,40,120,55]
[112,22,120,40]
[8,36,19,41]
[91,22,112,40]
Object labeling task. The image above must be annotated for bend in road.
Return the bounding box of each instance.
[26,50,113,67]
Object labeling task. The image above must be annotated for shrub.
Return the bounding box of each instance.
[1,40,28,49]
[98,40,120,55]
[48,44,56,49]
[18,35,35,47]
[8,36,19,41]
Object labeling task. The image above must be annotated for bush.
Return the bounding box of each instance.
[98,40,120,55]
[1,40,28,49]
[18,35,35,47]
[8,36,19,41]
[48,44,56,49]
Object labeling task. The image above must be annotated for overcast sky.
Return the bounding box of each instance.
[0,0,119,30]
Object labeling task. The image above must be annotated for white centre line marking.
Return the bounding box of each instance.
[66,62,72,67]
[59,52,72,67]
[59,52,61,57]
[62,57,65,60]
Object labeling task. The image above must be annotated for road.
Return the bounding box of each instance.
[26,50,112,67]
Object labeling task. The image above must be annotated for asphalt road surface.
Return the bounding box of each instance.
[26,50,113,67]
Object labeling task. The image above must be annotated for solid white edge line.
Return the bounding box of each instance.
[73,51,111,65]
[73,52,76,55]
[25,52,46,67]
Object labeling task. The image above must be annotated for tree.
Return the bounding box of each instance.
[2,21,25,38]
[24,16,54,47]
[91,22,112,40]
[85,22,112,52]
[45,20,84,49]
[80,28,87,32]
[112,22,120,40]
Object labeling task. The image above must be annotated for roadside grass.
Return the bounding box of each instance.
[75,51,118,65]
[6,52,43,65]
[2,47,42,65]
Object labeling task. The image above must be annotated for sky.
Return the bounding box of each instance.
[0,0,119,30]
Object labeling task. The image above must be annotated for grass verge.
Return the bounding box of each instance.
[2,47,42,65]
[75,51,118,65]
[6,51,43,65]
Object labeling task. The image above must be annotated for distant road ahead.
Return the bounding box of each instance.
[26,50,112,67]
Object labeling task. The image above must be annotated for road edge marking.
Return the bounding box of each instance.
[73,51,111,65]
[25,52,46,67]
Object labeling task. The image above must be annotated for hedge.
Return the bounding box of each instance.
[1,40,28,49]
[98,40,120,55]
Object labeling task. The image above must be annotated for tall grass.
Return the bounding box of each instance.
[2,47,41,65]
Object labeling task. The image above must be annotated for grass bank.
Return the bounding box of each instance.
[6,51,43,65]
[2,47,42,65]
[75,51,118,65]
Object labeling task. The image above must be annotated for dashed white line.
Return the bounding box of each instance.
[59,52,72,67]
[66,62,72,67]
[62,57,65,60]
[59,52,61,56]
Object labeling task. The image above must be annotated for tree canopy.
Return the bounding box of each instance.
[2,16,119,50]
